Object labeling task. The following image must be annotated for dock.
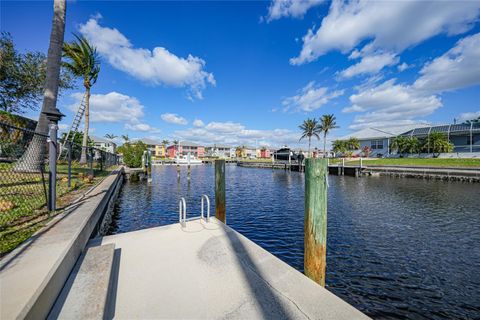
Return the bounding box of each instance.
[52,218,368,319]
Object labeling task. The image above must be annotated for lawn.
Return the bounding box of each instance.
[0,161,115,256]
[331,158,480,168]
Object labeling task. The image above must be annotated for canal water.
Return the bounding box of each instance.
[109,165,480,319]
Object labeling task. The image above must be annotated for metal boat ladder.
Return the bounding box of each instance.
[178,195,211,227]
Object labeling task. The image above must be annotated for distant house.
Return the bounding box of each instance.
[154,145,167,158]
[238,146,256,158]
[91,136,116,154]
[136,138,161,156]
[205,144,234,158]
[256,147,271,158]
[338,126,419,157]
[167,141,205,158]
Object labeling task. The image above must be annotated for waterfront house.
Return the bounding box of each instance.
[205,144,234,158]
[167,141,205,158]
[256,147,271,158]
[136,138,162,157]
[154,145,166,158]
[92,136,117,154]
[338,126,419,157]
[237,145,256,158]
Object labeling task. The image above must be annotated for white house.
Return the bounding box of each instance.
[91,136,117,154]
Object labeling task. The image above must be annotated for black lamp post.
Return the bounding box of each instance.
[43,107,65,212]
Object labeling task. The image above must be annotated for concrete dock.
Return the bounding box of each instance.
[55,218,368,319]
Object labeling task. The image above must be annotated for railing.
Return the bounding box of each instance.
[178,195,211,227]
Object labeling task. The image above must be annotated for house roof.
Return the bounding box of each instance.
[91,136,115,144]
[205,144,233,149]
[179,141,204,147]
[136,138,162,146]
[338,125,420,141]
[400,122,480,136]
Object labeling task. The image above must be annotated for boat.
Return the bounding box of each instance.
[174,154,203,165]
[273,148,299,162]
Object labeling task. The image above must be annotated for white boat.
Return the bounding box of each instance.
[174,154,203,165]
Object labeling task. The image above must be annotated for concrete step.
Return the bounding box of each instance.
[48,244,116,320]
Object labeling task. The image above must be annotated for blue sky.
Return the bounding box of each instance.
[2,0,480,148]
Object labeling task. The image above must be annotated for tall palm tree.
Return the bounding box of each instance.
[162,139,169,147]
[121,134,130,143]
[62,34,100,164]
[15,0,66,171]
[299,118,321,156]
[104,133,117,140]
[319,114,338,158]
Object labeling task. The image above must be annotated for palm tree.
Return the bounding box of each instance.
[299,118,321,156]
[423,132,453,157]
[62,34,100,164]
[162,139,169,147]
[347,137,360,151]
[15,0,66,171]
[104,133,117,140]
[121,134,130,143]
[319,114,338,157]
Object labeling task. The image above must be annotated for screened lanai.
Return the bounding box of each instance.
[400,123,480,153]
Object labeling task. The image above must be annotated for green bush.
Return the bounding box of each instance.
[118,141,146,168]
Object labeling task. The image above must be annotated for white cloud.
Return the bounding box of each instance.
[345,79,442,129]
[397,62,410,72]
[161,113,188,125]
[124,123,160,133]
[68,91,144,123]
[291,0,480,65]
[413,32,480,94]
[266,0,325,22]
[173,121,304,148]
[79,17,215,100]
[192,119,205,127]
[58,123,69,131]
[338,51,399,79]
[282,81,344,112]
[343,32,480,129]
[457,111,480,123]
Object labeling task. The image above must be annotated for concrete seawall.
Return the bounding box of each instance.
[0,168,124,319]
[239,161,480,182]
[362,166,480,182]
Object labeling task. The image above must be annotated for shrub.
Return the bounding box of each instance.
[118,141,147,168]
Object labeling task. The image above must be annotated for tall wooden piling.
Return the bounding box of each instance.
[177,164,180,178]
[187,165,191,180]
[304,158,328,286]
[215,159,226,223]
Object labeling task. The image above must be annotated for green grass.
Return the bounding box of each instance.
[330,158,480,168]
[0,162,116,255]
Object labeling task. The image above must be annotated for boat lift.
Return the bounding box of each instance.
[179,195,211,227]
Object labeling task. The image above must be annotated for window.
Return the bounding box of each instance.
[371,140,384,150]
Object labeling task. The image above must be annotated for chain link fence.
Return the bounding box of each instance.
[0,121,118,255]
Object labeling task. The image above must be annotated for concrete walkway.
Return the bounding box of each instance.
[92,218,369,319]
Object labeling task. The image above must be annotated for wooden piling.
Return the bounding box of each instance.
[187,165,191,180]
[304,158,328,287]
[215,159,226,223]
[177,164,180,178]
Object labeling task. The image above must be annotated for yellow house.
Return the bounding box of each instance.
[155,145,166,158]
